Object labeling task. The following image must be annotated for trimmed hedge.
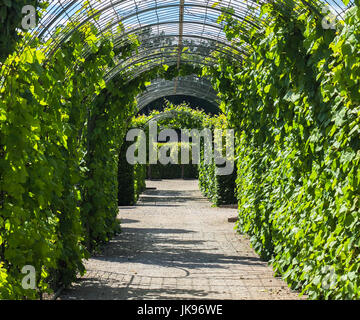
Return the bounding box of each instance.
[134,163,146,202]
[198,115,237,205]
[198,149,237,206]
[118,140,135,206]
[118,140,146,206]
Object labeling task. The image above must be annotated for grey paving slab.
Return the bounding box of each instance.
[60,179,304,300]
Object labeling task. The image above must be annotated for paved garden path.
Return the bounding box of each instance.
[60,179,303,300]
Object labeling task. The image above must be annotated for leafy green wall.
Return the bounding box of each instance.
[131,102,206,180]
[198,114,237,205]
[204,1,360,299]
[0,21,143,298]
[0,17,199,298]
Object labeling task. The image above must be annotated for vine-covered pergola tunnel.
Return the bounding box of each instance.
[1,0,359,300]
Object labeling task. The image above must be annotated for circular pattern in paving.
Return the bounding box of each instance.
[60,180,304,300]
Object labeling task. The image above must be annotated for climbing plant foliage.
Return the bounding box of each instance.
[198,114,237,205]
[0,12,201,297]
[0,17,146,298]
[132,103,236,204]
[130,102,209,180]
[204,0,360,299]
[1,0,359,301]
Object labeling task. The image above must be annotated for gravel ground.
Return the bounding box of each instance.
[60,179,304,300]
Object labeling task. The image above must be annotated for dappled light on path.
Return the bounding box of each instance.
[61,180,302,300]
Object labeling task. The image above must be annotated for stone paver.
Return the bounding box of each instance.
[60,179,303,300]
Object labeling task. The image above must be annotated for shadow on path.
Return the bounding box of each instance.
[61,179,303,300]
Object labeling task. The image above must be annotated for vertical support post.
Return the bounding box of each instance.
[174,0,185,94]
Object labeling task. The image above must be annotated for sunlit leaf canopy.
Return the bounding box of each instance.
[26,0,353,109]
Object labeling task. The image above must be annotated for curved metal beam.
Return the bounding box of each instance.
[31,0,353,85]
[137,90,219,113]
[110,22,247,56]
[136,76,218,111]
[105,59,213,83]
[111,43,242,72]
[105,50,219,80]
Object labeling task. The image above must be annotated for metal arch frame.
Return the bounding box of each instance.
[105,59,213,83]
[138,76,216,94]
[34,1,255,86]
[52,17,251,63]
[34,0,353,44]
[91,4,257,44]
[27,0,355,92]
[32,0,268,61]
[109,41,243,73]
[105,50,219,80]
[33,1,355,53]
[37,1,263,42]
[136,89,219,113]
[108,27,248,69]
[113,32,246,57]
[95,2,262,35]
[117,42,241,63]
[110,20,250,54]
[136,75,219,112]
